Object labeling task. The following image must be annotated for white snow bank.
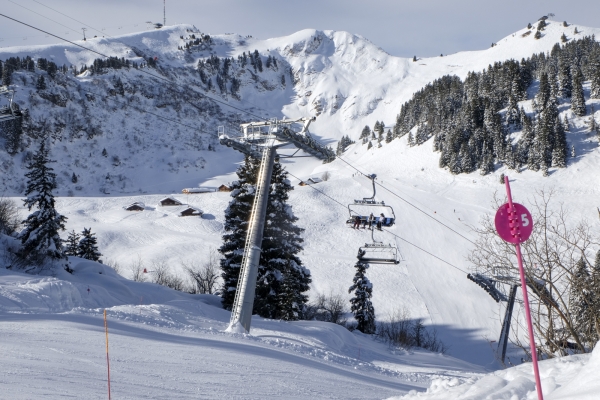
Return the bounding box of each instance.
[390,343,600,399]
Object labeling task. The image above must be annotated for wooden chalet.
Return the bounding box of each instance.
[124,202,144,211]
[179,206,203,217]
[159,197,183,206]
[218,184,233,192]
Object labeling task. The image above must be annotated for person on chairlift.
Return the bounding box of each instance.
[367,213,374,229]
[353,215,361,229]
[377,213,385,230]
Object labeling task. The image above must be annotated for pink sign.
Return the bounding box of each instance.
[495,202,533,244]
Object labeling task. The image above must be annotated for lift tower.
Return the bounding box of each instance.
[219,117,334,333]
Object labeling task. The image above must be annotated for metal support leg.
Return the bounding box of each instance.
[227,147,276,334]
[498,284,518,364]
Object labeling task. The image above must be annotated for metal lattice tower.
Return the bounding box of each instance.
[219,117,334,333]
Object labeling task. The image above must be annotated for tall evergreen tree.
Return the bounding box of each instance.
[552,116,568,168]
[78,227,102,262]
[535,72,551,111]
[348,259,375,334]
[18,141,68,267]
[64,230,80,256]
[571,67,587,116]
[219,156,310,319]
[570,257,597,346]
[558,58,573,98]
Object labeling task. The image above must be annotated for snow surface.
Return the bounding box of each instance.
[1,19,600,398]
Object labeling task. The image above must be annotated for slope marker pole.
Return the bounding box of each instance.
[495,176,543,400]
[104,309,112,400]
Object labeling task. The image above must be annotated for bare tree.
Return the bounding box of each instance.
[129,256,147,282]
[183,248,221,294]
[306,291,348,325]
[0,197,20,235]
[152,260,186,292]
[469,189,600,358]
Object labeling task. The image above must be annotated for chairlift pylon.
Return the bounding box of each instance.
[356,227,401,265]
[346,173,395,228]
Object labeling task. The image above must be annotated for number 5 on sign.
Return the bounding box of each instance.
[494,202,533,244]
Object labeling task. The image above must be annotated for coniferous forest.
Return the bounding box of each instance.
[391,36,600,176]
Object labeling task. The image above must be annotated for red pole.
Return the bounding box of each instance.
[104,309,112,400]
[504,177,543,400]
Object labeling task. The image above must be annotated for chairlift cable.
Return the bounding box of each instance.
[0,13,275,125]
[6,0,83,37]
[1,13,483,254]
[286,171,468,274]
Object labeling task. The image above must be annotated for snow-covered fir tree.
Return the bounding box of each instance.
[64,230,80,256]
[571,67,587,116]
[569,257,597,346]
[348,258,375,334]
[78,227,102,262]
[219,156,311,320]
[18,140,68,268]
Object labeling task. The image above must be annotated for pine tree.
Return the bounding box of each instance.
[570,257,596,345]
[71,172,77,184]
[18,141,68,267]
[367,141,373,150]
[552,116,567,168]
[535,72,551,111]
[78,227,102,262]
[36,75,46,91]
[102,148,108,157]
[385,129,393,143]
[571,67,587,116]
[1,62,12,86]
[359,125,371,141]
[348,260,375,334]
[219,156,310,319]
[64,230,80,256]
[591,66,600,99]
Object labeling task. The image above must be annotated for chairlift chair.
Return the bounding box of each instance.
[356,227,400,265]
[0,86,22,124]
[346,173,395,228]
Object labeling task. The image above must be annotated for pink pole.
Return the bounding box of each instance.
[505,176,543,400]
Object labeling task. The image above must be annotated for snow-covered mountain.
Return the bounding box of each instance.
[2,18,600,387]
[1,20,599,195]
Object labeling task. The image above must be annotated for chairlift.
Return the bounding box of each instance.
[346,173,395,228]
[0,86,22,124]
[356,227,400,265]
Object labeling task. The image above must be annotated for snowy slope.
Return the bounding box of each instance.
[0,262,484,399]
[1,19,600,395]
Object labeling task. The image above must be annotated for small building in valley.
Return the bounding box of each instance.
[159,197,183,206]
[124,202,145,211]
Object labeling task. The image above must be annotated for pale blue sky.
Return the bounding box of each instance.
[0,0,597,56]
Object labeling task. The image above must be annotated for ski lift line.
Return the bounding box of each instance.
[8,12,275,127]
[285,171,468,274]
[6,0,83,37]
[0,13,287,127]
[332,154,479,247]
[32,0,126,37]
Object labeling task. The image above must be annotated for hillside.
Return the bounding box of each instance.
[1,18,600,397]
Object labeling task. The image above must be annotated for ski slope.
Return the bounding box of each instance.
[1,18,600,398]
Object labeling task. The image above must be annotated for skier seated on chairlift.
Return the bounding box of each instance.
[377,213,385,230]
[353,215,361,229]
[367,213,374,229]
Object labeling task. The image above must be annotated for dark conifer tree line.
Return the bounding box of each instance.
[392,36,600,175]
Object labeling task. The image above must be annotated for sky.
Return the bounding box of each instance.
[0,0,598,57]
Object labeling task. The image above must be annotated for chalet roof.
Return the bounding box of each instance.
[159,196,183,205]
